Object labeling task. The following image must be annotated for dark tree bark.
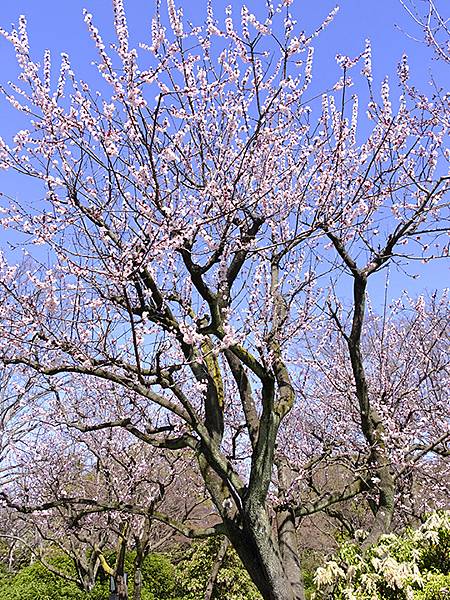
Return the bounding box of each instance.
[204,537,229,600]
[276,460,305,600]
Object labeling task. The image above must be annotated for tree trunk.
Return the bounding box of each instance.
[204,537,229,600]
[363,459,395,548]
[133,567,142,600]
[113,529,128,600]
[114,574,128,600]
[228,502,303,600]
[198,448,302,599]
[276,460,305,600]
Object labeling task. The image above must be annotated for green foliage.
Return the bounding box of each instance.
[312,511,450,600]
[0,559,86,600]
[174,537,262,600]
[415,573,450,600]
[0,552,107,600]
[0,562,15,593]
[134,552,176,600]
[301,550,326,600]
[0,550,179,600]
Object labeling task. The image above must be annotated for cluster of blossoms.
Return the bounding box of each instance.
[313,511,450,599]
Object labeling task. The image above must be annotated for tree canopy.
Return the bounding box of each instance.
[0,1,448,599]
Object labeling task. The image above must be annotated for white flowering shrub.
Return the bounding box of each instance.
[312,511,450,599]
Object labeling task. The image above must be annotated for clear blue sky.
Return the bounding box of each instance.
[0,0,444,84]
[0,0,447,303]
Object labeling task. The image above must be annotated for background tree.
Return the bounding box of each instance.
[1,401,208,600]
[0,1,448,599]
[282,290,449,537]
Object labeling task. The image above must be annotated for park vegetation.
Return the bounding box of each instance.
[0,0,448,599]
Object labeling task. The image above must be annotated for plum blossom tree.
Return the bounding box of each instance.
[0,1,448,599]
[284,290,449,537]
[0,366,42,486]
[1,404,206,600]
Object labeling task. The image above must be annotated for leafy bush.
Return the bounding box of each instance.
[174,537,262,600]
[415,573,450,600]
[312,511,450,600]
[135,552,176,600]
[0,558,87,600]
[0,550,178,600]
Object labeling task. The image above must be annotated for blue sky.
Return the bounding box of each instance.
[0,0,444,83]
[0,0,447,305]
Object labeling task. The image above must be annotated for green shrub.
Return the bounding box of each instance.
[415,573,450,600]
[174,537,261,600]
[136,552,176,599]
[0,550,179,600]
[0,559,86,600]
[0,552,110,600]
[312,511,450,600]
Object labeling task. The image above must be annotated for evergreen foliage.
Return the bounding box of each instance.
[312,511,450,599]
[174,537,262,599]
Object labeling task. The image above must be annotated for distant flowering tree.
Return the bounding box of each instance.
[1,409,205,600]
[284,291,449,539]
[0,1,448,599]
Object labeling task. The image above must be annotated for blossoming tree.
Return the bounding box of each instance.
[0,1,448,599]
[1,390,207,600]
